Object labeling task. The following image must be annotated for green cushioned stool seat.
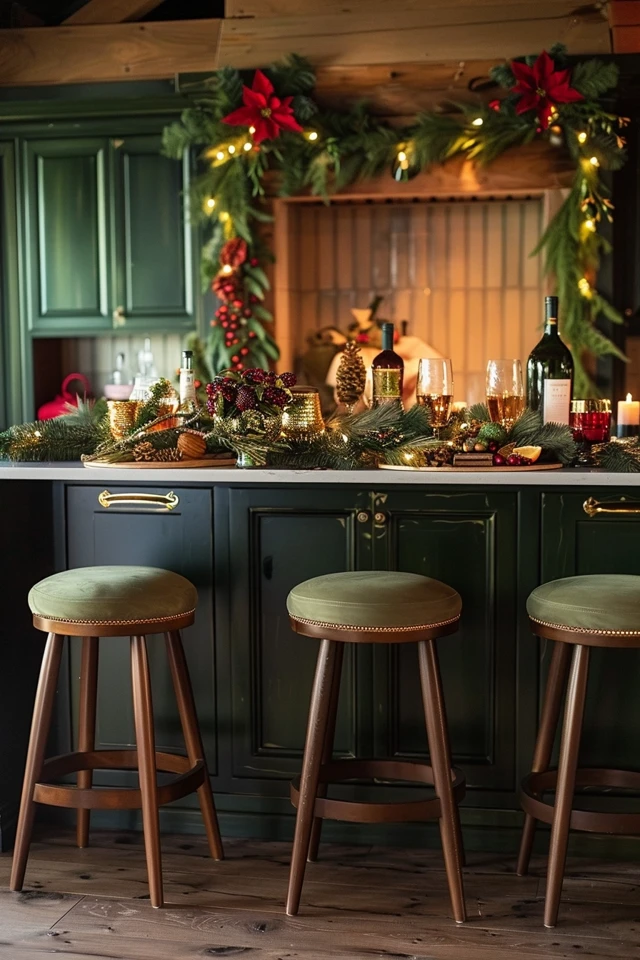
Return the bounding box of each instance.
[28,566,197,625]
[287,571,461,630]
[527,574,640,634]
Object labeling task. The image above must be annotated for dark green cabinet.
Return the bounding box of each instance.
[222,487,374,793]
[370,489,518,797]
[113,135,193,328]
[540,489,640,775]
[23,133,193,335]
[62,484,216,790]
[24,138,111,332]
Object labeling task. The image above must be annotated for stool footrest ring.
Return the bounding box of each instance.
[291,758,465,824]
[521,768,640,835]
[33,750,205,810]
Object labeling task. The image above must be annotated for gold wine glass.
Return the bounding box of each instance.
[486,359,525,428]
[416,359,454,433]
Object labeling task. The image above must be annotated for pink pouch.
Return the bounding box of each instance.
[37,373,92,420]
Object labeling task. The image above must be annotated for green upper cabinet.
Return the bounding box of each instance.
[23,132,194,335]
[23,138,111,333]
[112,135,193,329]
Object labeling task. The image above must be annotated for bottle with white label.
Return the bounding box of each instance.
[526,295,573,424]
[179,349,197,412]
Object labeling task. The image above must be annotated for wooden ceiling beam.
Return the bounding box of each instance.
[218,5,611,67]
[609,0,640,52]
[63,0,165,24]
[0,19,221,85]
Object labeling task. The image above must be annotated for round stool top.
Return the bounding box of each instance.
[287,571,461,631]
[29,566,197,627]
[527,574,640,636]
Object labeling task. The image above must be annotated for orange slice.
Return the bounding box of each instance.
[513,445,542,463]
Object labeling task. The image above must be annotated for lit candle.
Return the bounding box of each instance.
[617,393,640,437]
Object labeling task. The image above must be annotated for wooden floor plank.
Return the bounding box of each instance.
[0,833,639,960]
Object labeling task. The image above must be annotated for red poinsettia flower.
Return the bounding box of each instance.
[222,69,303,144]
[511,50,583,129]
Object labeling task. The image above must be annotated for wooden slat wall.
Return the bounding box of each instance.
[286,199,543,406]
[60,334,182,397]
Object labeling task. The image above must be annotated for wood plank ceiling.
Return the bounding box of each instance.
[0,0,620,88]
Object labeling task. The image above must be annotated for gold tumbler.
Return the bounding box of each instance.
[281,386,325,442]
[107,399,143,440]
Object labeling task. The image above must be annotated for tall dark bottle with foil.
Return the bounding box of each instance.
[371,322,404,407]
[526,296,573,424]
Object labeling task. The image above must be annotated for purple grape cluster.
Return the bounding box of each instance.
[235,384,258,411]
[243,368,267,384]
[263,386,289,408]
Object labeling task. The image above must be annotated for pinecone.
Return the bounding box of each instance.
[133,441,182,463]
[336,340,366,406]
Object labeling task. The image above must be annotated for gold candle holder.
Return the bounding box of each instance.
[281,386,325,442]
[107,399,143,440]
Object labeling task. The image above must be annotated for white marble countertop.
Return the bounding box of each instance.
[0,461,639,485]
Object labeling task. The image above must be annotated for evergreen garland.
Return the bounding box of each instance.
[163,46,628,394]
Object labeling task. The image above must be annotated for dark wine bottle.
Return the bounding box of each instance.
[526,296,573,424]
[372,322,404,407]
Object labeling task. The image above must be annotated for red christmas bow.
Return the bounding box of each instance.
[511,50,583,129]
[222,69,303,144]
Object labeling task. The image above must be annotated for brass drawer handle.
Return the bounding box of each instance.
[98,490,179,511]
[583,496,640,517]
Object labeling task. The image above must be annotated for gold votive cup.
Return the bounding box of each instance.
[281,386,325,442]
[107,399,143,440]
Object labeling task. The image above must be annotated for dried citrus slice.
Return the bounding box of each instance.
[498,442,515,458]
[513,445,542,463]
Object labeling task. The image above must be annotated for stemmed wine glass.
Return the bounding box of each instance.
[485,359,525,428]
[416,359,454,435]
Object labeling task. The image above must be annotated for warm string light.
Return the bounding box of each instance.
[215,150,225,161]
[306,130,319,141]
[228,144,236,154]
[577,131,588,144]
[221,263,233,275]
[243,141,252,151]
[578,277,592,297]
[471,117,484,127]
[589,156,599,167]
[206,197,216,210]
[584,218,596,232]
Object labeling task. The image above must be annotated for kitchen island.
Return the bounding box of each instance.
[2,463,640,858]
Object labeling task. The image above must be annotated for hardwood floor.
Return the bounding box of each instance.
[0,830,638,959]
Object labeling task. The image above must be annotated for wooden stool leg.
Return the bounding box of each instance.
[165,630,224,861]
[517,641,571,876]
[307,642,344,863]
[418,638,466,924]
[286,638,338,916]
[544,643,589,929]
[10,633,64,892]
[131,635,163,909]
[76,636,99,849]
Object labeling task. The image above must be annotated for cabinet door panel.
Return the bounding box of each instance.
[541,491,640,775]
[24,139,110,331]
[226,488,372,786]
[64,485,215,781]
[114,135,193,327]
[373,490,517,793]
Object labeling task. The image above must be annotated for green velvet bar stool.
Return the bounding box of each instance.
[285,570,467,923]
[517,574,640,928]
[10,565,223,908]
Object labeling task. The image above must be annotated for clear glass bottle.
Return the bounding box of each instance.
[179,349,197,412]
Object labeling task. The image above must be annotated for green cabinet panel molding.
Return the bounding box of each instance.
[22,131,194,336]
[113,135,193,327]
[23,138,111,332]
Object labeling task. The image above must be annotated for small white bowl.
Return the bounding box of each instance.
[104,384,133,400]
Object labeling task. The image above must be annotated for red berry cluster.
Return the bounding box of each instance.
[206,368,296,417]
[492,452,532,466]
[210,254,264,372]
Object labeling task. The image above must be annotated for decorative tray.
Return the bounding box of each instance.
[378,462,564,473]
[83,457,237,469]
